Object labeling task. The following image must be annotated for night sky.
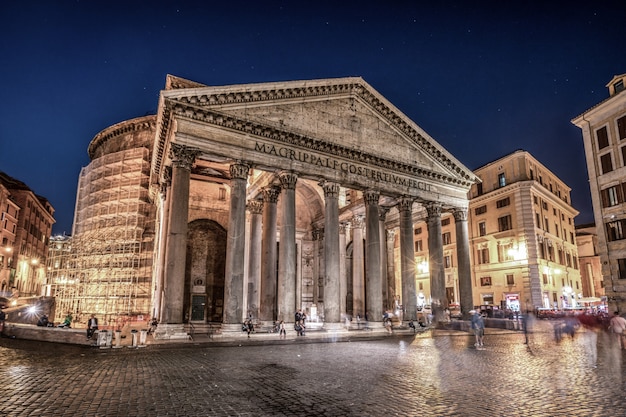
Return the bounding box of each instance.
[1,1,625,235]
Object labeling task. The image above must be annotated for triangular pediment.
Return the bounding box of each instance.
[157,76,478,191]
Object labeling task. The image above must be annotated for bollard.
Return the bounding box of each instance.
[105,330,113,347]
[139,329,148,347]
[113,330,123,348]
[97,330,110,348]
[130,329,138,347]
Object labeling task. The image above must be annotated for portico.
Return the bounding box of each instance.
[150,75,478,333]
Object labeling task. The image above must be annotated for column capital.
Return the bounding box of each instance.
[397,197,414,213]
[386,228,396,242]
[351,215,364,229]
[169,143,200,171]
[262,185,281,203]
[162,165,172,184]
[321,181,340,198]
[279,171,298,190]
[425,202,443,219]
[453,207,468,222]
[339,222,351,235]
[363,189,380,206]
[230,162,250,180]
[246,199,264,214]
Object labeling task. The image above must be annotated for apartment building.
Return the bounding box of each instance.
[412,150,582,312]
[572,73,626,312]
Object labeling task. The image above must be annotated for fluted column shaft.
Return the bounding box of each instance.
[223,162,250,327]
[399,197,417,322]
[260,186,281,322]
[339,223,349,319]
[364,190,382,323]
[322,182,341,325]
[454,208,473,319]
[427,202,446,323]
[277,172,297,322]
[162,144,199,324]
[154,168,171,322]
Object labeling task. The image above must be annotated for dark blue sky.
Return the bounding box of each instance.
[1,1,625,235]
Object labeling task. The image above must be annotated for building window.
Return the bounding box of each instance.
[498,215,512,232]
[542,201,548,210]
[597,126,609,149]
[218,188,226,200]
[619,258,626,279]
[533,196,538,205]
[618,115,626,141]
[498,242,514,262]
[496,197,510,208]
[475,205,487,215]
[441,217,450,226]
[606,219,626,241]
[498,173,506,188]
[477,247,490,264]
[476,183,483,196]
[414,239,423,252]
[442,232,451,245]
[506,274,515,285]
[480,277,492,286]
[414,227,422,235]
[535,213,541,229]
[616,80,625,94]
[478,221,486,236]
[444,255,452,268]
[601,153,614,174]
[544,218,550,233]
[601,185,622,207]
[542,274,548,285]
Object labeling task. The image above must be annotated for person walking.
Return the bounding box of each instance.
[87,314,99,340]
[609,311,626,349]
[470,310,485,349]
[279,320,286,339]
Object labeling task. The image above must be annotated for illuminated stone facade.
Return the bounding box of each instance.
[572,73,626,312]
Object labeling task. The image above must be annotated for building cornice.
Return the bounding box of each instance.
[89,116,157,160]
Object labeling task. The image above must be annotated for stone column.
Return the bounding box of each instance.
[339,223,349,320]
[260,185,281,323]
[322,181,341,328]
[364,190,383,325]
[377,208,388,311]
[352,215,365,319]
[162,144,199,324]
[386,229,397,312]
[246,199,263,320]
[399,197,417,322]
[154,167,171,322]
[277,171,297,322]
[454,208,473,319]
[312,227,322,305]
[426,202,446,323]
[223,162,250,331]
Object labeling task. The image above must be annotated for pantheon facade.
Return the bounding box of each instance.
[148,75,478,335]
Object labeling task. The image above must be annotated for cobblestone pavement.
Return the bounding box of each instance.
[1,320,625,417]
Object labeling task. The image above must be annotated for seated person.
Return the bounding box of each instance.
[37,315,49,327]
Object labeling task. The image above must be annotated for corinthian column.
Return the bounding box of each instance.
[246,199,263,320]
[339,222,349,320]
[426,202,446,323]
[223,162,250,330]
[162,144,199,324]
[364,190,382,325]
[260,185,281,322]
[398,197,417,322]
[277,171,297,322]
[322,181,341,327]
[379,207,389,311]
[454,208,473,319]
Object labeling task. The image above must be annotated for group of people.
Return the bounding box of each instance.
[294,309,306,336]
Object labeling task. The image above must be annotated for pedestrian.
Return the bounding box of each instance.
[58,311,72,328]
[279,320,286,338]
[244,319,253,337]
[0,307,5,335]
[609,311,626,349]
[87,314,98,340]
[470,310,485,349]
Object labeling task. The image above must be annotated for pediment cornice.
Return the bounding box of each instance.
[153,77,478,190]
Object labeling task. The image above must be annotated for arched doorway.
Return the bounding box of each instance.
[184,219,227,323]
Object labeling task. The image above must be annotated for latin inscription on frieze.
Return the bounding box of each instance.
[254,142,432,192]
